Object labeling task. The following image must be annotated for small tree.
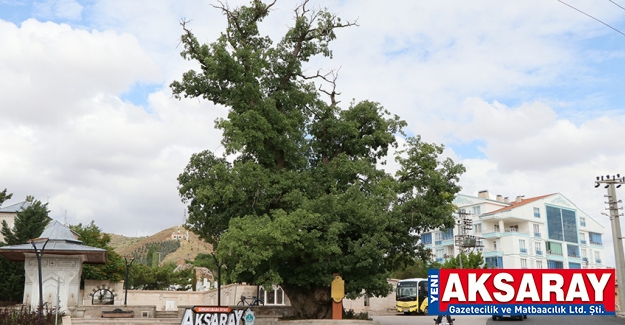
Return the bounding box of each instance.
[0,187,12,206]
[0,198,50,302]
[441,251,485,269]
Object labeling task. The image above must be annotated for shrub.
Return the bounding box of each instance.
[0,305,56,325]
[343,309,372,320]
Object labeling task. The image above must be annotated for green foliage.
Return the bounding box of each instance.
[0,198,50,301]
[440,251,485,269]
[1,200,50,246]
[69,221,126,284]
[343,309,372,320]
[0,305,57,325]
[130,240,181,266]
[129,262,193,290]
[0,187,11,206]
[171,0,465,318]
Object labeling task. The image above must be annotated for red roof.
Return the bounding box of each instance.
[485,194,555,214]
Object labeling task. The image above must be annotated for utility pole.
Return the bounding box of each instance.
[595,174,625,314]
[454,210,483,269]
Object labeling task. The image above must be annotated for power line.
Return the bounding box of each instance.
[557,0,625,36]
[609,0,625,12]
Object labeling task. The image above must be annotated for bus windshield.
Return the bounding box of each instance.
[396,281,418,301]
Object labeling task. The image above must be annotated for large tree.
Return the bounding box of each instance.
[172,0,465,318]
[0,198,50,302]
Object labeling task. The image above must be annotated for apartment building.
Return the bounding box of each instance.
[422,190,606,269]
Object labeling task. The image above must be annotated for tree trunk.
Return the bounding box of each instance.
[282,284,332,319]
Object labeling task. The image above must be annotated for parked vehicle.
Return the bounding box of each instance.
[395,278,428,315]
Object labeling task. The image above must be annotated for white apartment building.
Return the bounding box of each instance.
[422,190,606,269]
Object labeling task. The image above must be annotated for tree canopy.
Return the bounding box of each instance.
[0,187,12,206]
[0,198,50,302]
[172,0,465,318]
[69,221,126,284]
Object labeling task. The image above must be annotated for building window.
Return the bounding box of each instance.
[547,260,564,269]
[567,244,579,258]
[519,239,527,253]
[589,232,603,245]
[436,249,444,262]
[580,217,586,227]
[441,228,454,241]
[533,224,541,237]
[259,286,285,305]
[494,224,500,232]
[474,223,482,234]
[546,206,578,243]
[435,232,442,244]
[546,242,563,255]
[485,257,503,269]
[581,249,587,260]
[595,251,601,264]
[421,233,432,245]
[534,207,540,218]
[535,241,542,255]
[521,259,527,268]
[536,260,543,269]
[569,262,581,269]
[493,240,497,251]
[472,206,481,216]
[579,232,586,245]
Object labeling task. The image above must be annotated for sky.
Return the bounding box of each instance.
[1,0,625,267]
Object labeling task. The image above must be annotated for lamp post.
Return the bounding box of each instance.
[30,238,49,317]
[124,257,135,307]
[211,253,222,306]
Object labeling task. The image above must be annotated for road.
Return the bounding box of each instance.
[373,315,625,325]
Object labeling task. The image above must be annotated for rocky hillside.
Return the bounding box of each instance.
[108,226,213,265]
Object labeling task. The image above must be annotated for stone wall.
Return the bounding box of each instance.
[76,282,287,315]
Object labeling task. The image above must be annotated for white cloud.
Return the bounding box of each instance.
[1,0,625,264]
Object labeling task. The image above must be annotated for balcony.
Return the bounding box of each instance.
[580,240,587,245]
[436,258,444,262]
[582,257,588,261]
[580,222,586,227]
[520,248,527,253]
[536,250,543,255]
[590,241,602,246]
[435,240,442,245]
[534,232,541,237]
[547,250,563,256]
[596,259,602,264]
[568,254,580,258]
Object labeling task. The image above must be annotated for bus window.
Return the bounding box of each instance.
[418,280,427,298]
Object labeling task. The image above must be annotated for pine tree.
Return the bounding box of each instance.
[0,198,50,301]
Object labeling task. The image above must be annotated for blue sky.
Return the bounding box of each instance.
[1,0,625,267]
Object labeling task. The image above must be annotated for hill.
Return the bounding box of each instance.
[108,226,213,265]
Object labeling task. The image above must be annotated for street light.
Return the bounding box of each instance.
[30,238,49,317]
[124,257,135,307]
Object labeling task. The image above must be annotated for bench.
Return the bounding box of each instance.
[102,309,134,318]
